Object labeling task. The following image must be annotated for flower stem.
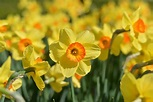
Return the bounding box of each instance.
[0,95,5,102]
[131,59,153,73]
[70,77,75,102]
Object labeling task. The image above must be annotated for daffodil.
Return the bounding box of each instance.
[92,24,123,60]
[91,24,112,60]
[49,28,101,77]
[122,8,147,51]
[22,45,50,91]
[120,72,153,102]
[45,64,68,93]
[11,29,45,60]
[0,57,22,98]
[120,32,132,55]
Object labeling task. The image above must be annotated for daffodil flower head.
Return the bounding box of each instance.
[22,45,50,91]
[45,64,69,93]
[0,57,22,98]
[122,7,147,51]
[91,24,112,60]
[49,28,101,77]
[11,30,45,60]
[120,72,153,102]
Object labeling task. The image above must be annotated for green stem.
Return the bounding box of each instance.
[70,77,75,102]
[0,71,25,102]
[131,59,153,73]
[0,95,5,102]
[105,29,129,79]
[0,87,25,102]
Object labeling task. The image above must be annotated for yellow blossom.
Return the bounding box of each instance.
[45,64,68,93]
[49,28,101,77]
[122,8,147,51]
[120,72,153,102]
[0,57,22,98]
[11,29,45,60]
[22,45,50,91]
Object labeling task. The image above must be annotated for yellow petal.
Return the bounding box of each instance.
[0,57,12,81]
[122,12,132,30]
[60,54,78,77]
[147,43,153,57]
[120,72,139,102]
[102,24,112,37]
[0,41,5,52]
[131,7,140,23]
[76,60,91,76]
[49,42,65,62]
[33,61,50,76]
[111,35,123,56]
[14,31,26,39]
[136,73,153,98]
[32,74,45,91]
[22,45,35,67]
[98,49,109,61]
[83,43,101,61]
[76,30,95,44]
[51,82,68,93]
[59,28,76,48]
[12,79,22,90]
[120,43,132,55]
[138,34,147,43]
[132,39,142,51]
[72,76,81,88]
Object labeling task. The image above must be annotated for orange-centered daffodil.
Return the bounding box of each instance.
[49,28,101,77]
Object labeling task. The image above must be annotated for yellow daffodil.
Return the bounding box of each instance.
[92,24,123,60]
[120,72,153,102]
[91,24,112,60]
[120,32,132,55]
[0,57,22,98]
[22,45,50,91]
[11,29,45,60]
[49,28,101,77]
[122,8,147,51]
[45,64,68,93]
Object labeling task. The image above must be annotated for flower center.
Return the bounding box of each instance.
[0,25,7,33]
[66,42,85,62]
[123,32,130,44]
[18,38,32,51]
[71,48,78,55]
[133,18,146,33]
[99,36,111,49]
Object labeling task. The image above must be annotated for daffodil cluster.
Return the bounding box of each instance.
[1,0,153,101]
